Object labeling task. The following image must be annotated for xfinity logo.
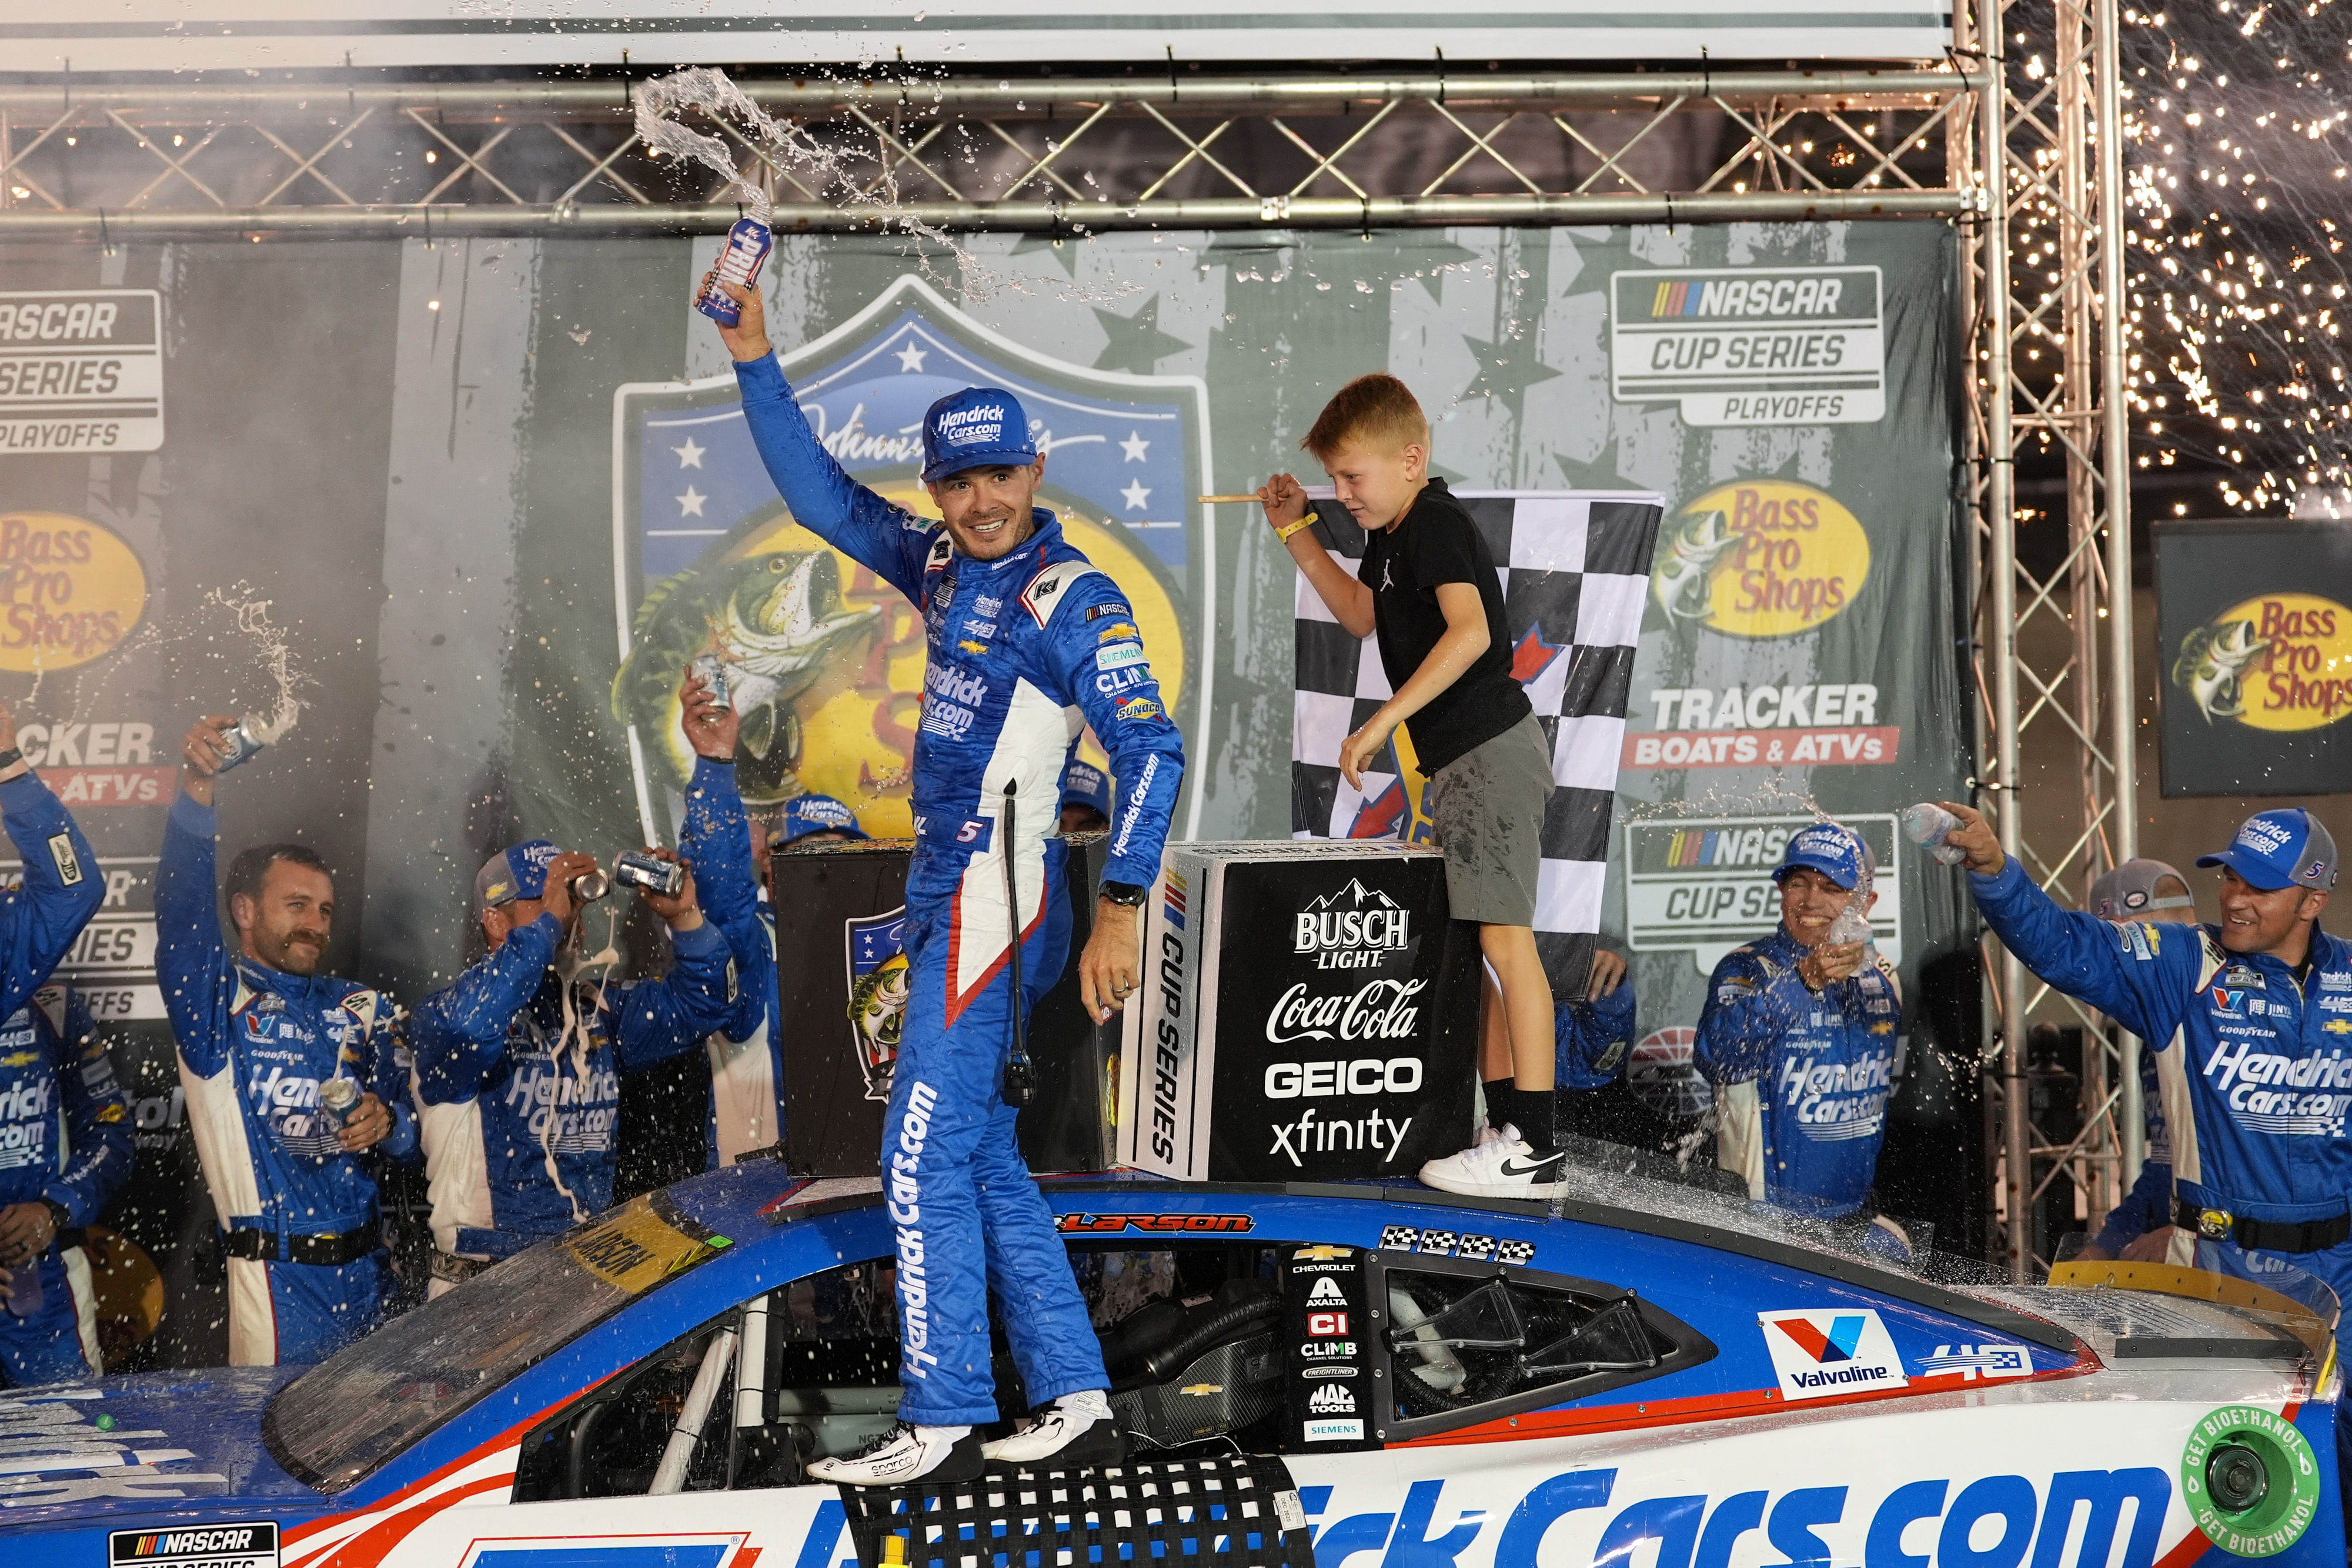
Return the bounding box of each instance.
[1295,879,1411,969]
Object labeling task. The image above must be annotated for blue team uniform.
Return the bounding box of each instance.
[680,760,785,1166]
[0,985,133,1386]
[409,791,745,1263]
[2091,1049,2172,1256]
[1695,925,1903,1219]
[1973,857,2352,1316]
[158,794,414,1366]
[1558,973,1638,1090]
[735,351,1186,1426]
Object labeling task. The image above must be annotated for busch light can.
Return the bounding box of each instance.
[690,653,731,709]
[215,715,271,773]
[317,1074,361,1136]
[613,849,688,898]
[695,219,773,326]
[569,868,611,904]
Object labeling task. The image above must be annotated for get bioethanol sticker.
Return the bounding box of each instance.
[2181,1404,2320,1556]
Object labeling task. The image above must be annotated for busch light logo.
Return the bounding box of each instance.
[1757,1308,1908,1400]
[1294,879,1412,971]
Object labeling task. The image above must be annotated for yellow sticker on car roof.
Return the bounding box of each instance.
[564,1195,728,1293]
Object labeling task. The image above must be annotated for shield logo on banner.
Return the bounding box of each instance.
[612,273,1212,844]
[846,907,910,1101]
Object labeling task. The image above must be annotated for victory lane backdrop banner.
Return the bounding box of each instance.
[0,217,1970,1369]
[1289,490,1663,1003]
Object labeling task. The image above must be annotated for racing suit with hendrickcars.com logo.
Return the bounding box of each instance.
[1695,924,1903,1219]
[733,351,1187,1427]
[158,792,415,1366]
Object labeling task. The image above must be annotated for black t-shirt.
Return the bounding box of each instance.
[1357,477,1531,773]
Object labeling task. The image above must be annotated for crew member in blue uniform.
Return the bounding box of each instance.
[709,270,1186,1484]
[1559,948,1638,1094]
[161,714,413,1366]
[409,696,746,1292]
[2074,860,2194,1263]
[0,984,134,1385]
[1696,823,1907,1248]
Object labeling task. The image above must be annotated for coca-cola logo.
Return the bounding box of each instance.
[1265,979,1425,1045]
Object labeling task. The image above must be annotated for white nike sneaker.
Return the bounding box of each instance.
[1474,1122,1513,1148]
[808,1422,984,1486]
[981,1389,1128,1465]
[1419,1129,1569,1198]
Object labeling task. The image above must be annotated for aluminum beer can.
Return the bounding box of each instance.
[690,653,731,708]
[318,1074,361,1135]
[613,849,688,898]
[695,219,773,326]
[570,868,612,904]
[215,716,270,773]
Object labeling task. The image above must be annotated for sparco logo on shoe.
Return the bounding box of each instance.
[1295,879,1411,969]
[1265,978,1425,1045]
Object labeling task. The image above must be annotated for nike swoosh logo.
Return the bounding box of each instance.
[1497,1157,1563,1179]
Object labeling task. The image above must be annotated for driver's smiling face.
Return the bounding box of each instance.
[925,459,1045,561]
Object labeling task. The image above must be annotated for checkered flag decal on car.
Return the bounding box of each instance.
[1290,490,1664,999]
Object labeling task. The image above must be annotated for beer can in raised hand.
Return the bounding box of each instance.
[613,848,688,898]
[695,219,774,326]
[215,714,283,773]
[690,653,731,710]
[317,1074,362,1136]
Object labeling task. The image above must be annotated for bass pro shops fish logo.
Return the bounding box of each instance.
[2173,595,2352,730]
[846,908,911,1101]
[1651,480,1870,638]
[1756,1307,1909,1401]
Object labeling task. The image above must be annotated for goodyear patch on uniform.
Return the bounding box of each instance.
[111,1524,279,1568]
[47,831,82,886]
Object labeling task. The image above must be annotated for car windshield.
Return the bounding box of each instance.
[263,1192,731,1493]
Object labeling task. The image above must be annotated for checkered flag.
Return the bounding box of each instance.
[1290,490,1664,1001]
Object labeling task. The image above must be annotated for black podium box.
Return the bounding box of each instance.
[1117,841,1478,1181]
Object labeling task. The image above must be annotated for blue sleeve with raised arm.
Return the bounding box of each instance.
[45,992,134,1226]
[1558,970,1638,1091]
[359,994,417,1162]
[680,757,771,1042]
[0,773,103,1022]
[1050,575,1187,890]
[1694,947,1800,1086]
[611,920,740,1072]
[411,917,559,1105]
[1970,857,2204,1049]
[156,793,238,1079]
[734,353,939,602]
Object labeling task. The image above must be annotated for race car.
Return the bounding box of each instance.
[4,1155,2340,1568]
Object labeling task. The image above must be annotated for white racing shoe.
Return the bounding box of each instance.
[807,1422,985,1487]
[1418,1126,1569,1198]
[980,1389,1129,1466]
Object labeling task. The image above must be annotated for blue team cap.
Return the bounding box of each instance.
[2196,808,2339,892]
[1774,821,1869,891]
[779,793,870,847]
[1062,758,1114,821]
[921,386,1037,483]
[476,839,561,912]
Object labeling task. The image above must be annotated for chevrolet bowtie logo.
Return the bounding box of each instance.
[1293,1243,1352,1261]
[1180,1383,1224,1397]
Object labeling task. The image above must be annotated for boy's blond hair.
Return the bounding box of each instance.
[1302,373,1430,462]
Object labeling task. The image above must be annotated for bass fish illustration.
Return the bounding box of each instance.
[2171,617,2270,723]
[613,550,880,804]
[1652,508,1739,626]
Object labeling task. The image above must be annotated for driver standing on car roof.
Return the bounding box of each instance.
[1945,803,2352,1493]
[706,268,1185,1485]
[1695,823,1913,1258]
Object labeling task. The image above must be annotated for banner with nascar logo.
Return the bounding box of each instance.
[2154,519,2352,797]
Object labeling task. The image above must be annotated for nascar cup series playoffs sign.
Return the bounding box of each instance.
[1118,841,1476,1182]
[1610,268,1885,427]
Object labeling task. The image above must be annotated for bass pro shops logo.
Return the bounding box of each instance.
[1757,1307,1909,1401]
[2172,594,2352,731]
[1295,878,1412,970]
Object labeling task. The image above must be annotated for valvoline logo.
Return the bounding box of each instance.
[1757,1307,1908,1401]
[2210,985,2248,1015]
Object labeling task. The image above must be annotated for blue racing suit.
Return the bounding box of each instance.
[158,793,415,1366]
[1558,974,1638,1090]
[2091,1048,2171,1256]
[410,826,743,1263]
[680,758,784,1166]
[1695,925,1903,1219]
[1973,858,2352,1315]
[0,985,133,1386]
[736,351,1187,1426]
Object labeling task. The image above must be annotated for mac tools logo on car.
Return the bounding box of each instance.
[1758,1307,1908,1399]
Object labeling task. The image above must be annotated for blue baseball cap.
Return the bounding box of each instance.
[779,793,870,847]
[1062,758,1113,822]
[2196,808,2339,892]
[475,839,560,912]
[1775,821,1870,891]
[921,386,1037,483]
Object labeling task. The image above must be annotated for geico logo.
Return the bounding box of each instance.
[1264,1058,1422,1099]
[1265,979,1425,1045]
[1294,909,1411,952]
[0,1078,53,1120]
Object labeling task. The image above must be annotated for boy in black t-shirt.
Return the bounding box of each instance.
[1262,373,1568,1197]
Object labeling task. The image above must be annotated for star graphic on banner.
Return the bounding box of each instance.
[1120,430,1151,462]
[671,437,706,469]
[1511,625,1568,684]
[896,339,929,373]
[677,487,708,517]
[1461,330,1562,422]
[1120,478,1152,511]
[1092,295,1190,376]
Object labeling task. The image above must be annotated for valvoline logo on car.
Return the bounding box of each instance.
[1758,1307,1909,1400]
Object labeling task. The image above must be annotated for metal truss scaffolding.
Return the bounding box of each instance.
[1958,0,2140,1282]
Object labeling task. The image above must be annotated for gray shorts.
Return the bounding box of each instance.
[1424,712,1551,927]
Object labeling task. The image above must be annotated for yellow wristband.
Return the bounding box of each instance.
[1275,514,1318,543]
